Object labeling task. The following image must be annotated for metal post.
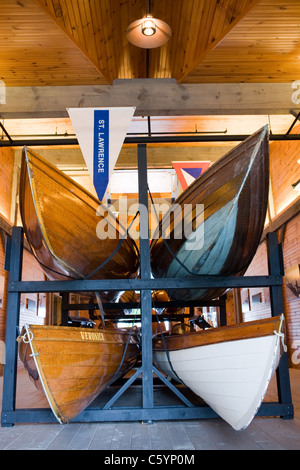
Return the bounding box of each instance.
[219,294,227,326]
[267,232,293,418]
[1,226,23,427]
[60,292,70,326]
[137,144,154,411]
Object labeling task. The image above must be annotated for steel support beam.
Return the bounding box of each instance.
[7,275,283,294]
[1,227,23,426]
[137,143,154,412]
[267,232,293,412]
[1,134,300,147]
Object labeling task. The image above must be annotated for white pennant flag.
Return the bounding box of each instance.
[68,107,135,201]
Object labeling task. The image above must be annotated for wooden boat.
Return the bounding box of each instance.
[19,147,139,299]
[153,315,286,431]
[18,323,140,423]
[150,126,269,301]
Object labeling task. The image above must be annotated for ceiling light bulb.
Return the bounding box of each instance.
[142,19,156,36]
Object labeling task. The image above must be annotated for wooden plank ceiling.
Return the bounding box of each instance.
[1,0,300,86]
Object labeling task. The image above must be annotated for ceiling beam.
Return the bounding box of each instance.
[0,79,299,118]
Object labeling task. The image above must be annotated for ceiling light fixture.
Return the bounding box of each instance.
[126,14,171,49]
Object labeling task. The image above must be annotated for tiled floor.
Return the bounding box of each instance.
[0,368,300,450]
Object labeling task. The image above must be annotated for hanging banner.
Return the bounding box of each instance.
[172,161,211,191]
[68,107,135,201]
[93,109,109,200]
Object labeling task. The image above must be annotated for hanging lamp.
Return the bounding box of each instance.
[126,2,171,49]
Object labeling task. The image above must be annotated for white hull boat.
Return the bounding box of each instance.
[153,315,286,431]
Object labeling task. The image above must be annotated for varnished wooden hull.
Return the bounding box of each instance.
[153,315,285,430]
[150,126,269,301]
[19,324,140,423]
[19,147,139,293]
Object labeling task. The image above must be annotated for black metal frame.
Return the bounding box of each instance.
[1,144,294,427]
[1,134,300,148]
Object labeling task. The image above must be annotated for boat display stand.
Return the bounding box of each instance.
[1,143,294,427]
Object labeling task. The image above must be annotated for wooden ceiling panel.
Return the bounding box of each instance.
[1,0,300,87]
[0,0,108,86]
[183,0,300,83]
[36,0,260,82]
[149,0,260,80]
[36,0,149,81]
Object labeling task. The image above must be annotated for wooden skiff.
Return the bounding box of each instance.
[19,147,139,295]
[153,315,286,431]
[18,323,140,423]
[150,126,269,301]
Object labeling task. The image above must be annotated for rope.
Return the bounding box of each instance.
[274,314,287,352]
[20,325,33,344]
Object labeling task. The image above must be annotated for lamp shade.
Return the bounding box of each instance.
[126,16,172,49]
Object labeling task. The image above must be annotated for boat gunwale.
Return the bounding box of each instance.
[23,324,139,343]
[153,315,283,352]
